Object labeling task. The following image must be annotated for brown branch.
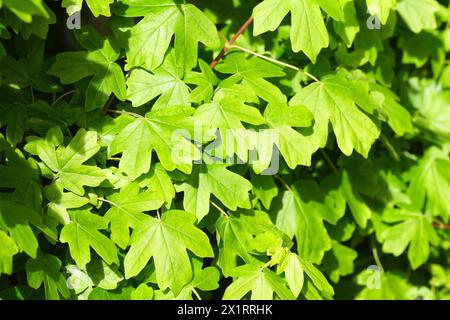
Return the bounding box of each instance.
[102,95,116,115]
[275,174,292,192]
[433,220,450,230]
[210,16,254,69]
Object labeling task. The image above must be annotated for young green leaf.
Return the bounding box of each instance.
[25,253,69,300]
[110,107,200,180]
[223,264,295,300]
[253,0,329,63]
[215,53,286,103]
[48,32,126,111]
[124,210,214,295]
[396,0,441,33]
[275,180,332,263]
[34,129,106,195]
[60,209,119,268]
[291,71,380,157]
[178,164,252,222]
[125,1,220,71]
[126,50,190,109]
[62,0,114,17]
[406,147,450,221]
[104,182,165,249]
[0,230,18,275]
[380,208,439,270]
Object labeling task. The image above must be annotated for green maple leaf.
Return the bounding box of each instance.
[366,0,396,24]
[195,89,266,132]
[406,146,450,221]
[178,164,252,222]
[2,0,49,23]
[185,59,219,104]
[356,270,410,300]
[169,258,221,299]
[275,180,334,264]
[429,264,450,288]
[223,264,295,300]
[25,253,69,300]
[48,29,126,111]
[333,0,360,47]
[60,209,119,268]
[302,259,335,298]
[322,170,372,228]
[34,128,106,195]
[126,50,190,109]
[194,88,265,161]
[399,31,444,68]
[121,0,220,71]
[263,102,315,169]
[88,286,134,300]
[408,78,450,140]
[291,71,380,157]
[314,0,345,21]
[396,0,441,33]
[104,182,165,249]
[124,210,214,295]
[371,83,413,136]
[138,163,176,208]
[277,252,334,298]
[110,106,200,180]
[0,198,56,258]
[215,53,286,103]
[189,265,220,293]
[62,0,114,17]
[250,173,278,210]
[216,210,282,276]
[380,208,439,269]
[66,259,123,294]
[0,101,26,146]
[0,139,43,208]
[253,0,329,63]
[0,230,18,275]
[277,252,304,297]
[194,90,265,161]
[3,3,56,40]
[322,241,358,283]
[131,284,153,300]
[44,181,90,225]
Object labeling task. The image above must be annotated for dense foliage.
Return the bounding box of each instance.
[0,0,449,300]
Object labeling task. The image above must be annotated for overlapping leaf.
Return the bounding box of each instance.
[32,128,106,195]
[48,28,126,111]
[60,209,119,268]
[110,106,200,180]
[120,0,220,71]
[124,210,214,294]
[291,71,380,157]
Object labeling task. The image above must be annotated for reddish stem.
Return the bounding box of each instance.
[433,221,450,230]
[210,16,254,69]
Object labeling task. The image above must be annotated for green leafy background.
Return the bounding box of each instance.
[0,0,449,300]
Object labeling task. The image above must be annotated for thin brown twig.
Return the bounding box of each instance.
[210,16,254,69]
[52,89,77,106]
[102,95,116,115]
[433,220,450,230]
[319,149,338,173]
[275,174,292,192]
